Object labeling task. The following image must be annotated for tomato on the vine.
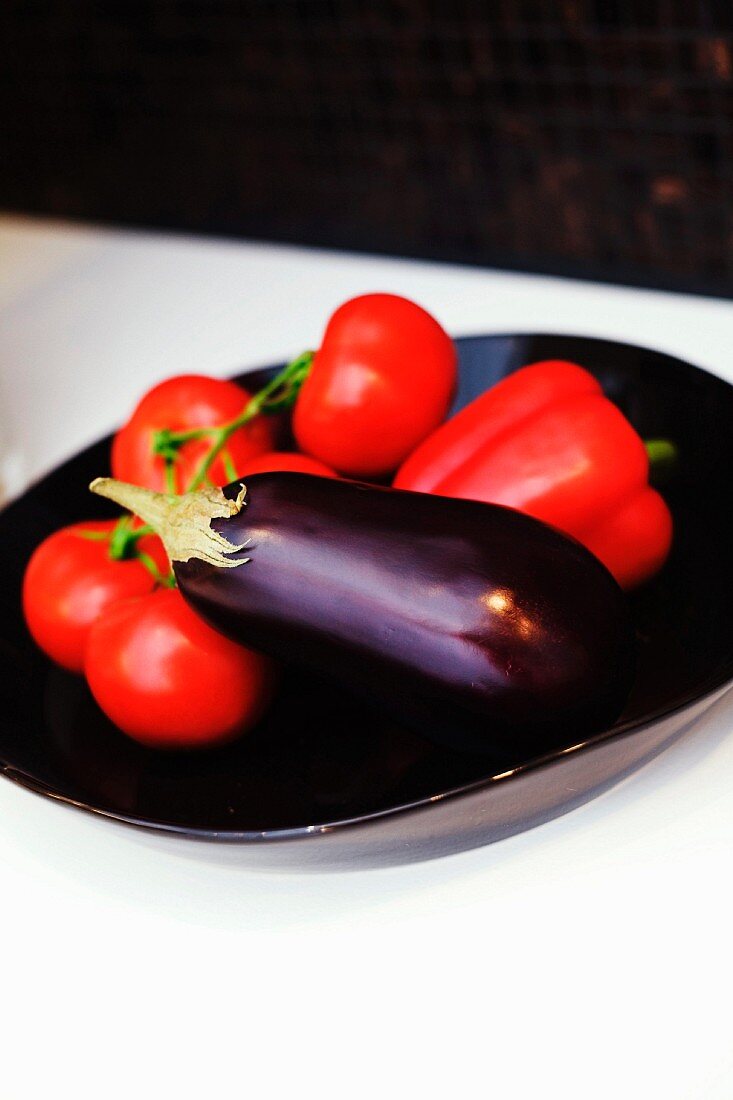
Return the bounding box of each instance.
[112,375,275,493]
[293,293,456,478]
[237,450,337,478]
[22,520,168,673]
[85,588,274,748]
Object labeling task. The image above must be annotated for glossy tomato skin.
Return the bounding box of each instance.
[293,294,456,478]
[85,588,274,748]
[237,450,337,478]
[22,521,167,673]
[112,375,275,493]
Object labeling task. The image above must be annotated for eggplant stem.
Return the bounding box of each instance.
[89,477,251,569]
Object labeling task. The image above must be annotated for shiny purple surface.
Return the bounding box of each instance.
[177,474,635,754]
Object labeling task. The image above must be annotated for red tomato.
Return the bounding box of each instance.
[237,451,337,478]
[22,520,168,673]
[293,294,456,478]
[111,375,275,492]
[85,588,274,749]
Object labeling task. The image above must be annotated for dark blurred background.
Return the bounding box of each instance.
[2,1,732,295]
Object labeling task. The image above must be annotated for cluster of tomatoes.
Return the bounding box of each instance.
[23,293,457,749]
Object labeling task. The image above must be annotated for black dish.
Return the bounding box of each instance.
[1,334,731,868]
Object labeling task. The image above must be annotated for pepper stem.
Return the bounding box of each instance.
[89,478,251,569]
[645,439,677,466]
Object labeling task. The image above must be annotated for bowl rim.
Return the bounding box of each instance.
[3,674,731,844]
[3,331,733,842]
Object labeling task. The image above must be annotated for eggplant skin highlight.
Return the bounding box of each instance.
[91,473,636,755]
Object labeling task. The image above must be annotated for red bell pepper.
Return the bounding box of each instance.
[394,359,672,589]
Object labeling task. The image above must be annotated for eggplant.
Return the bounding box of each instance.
[91,474,635,754]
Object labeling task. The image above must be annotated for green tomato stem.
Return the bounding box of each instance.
[164,456,178,494]
[186,350,314,491]
[108,515,136,560]
[108,516,157,560]
[136,549,176,588]
[221,448,238,482]
[106,517,174,585]
[147,351,314,493]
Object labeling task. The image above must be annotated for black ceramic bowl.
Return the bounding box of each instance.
[1,334,732,869]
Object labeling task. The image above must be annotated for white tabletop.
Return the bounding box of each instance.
[1,215,731,1100]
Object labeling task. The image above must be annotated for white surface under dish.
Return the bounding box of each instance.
[1,214,732,1100]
